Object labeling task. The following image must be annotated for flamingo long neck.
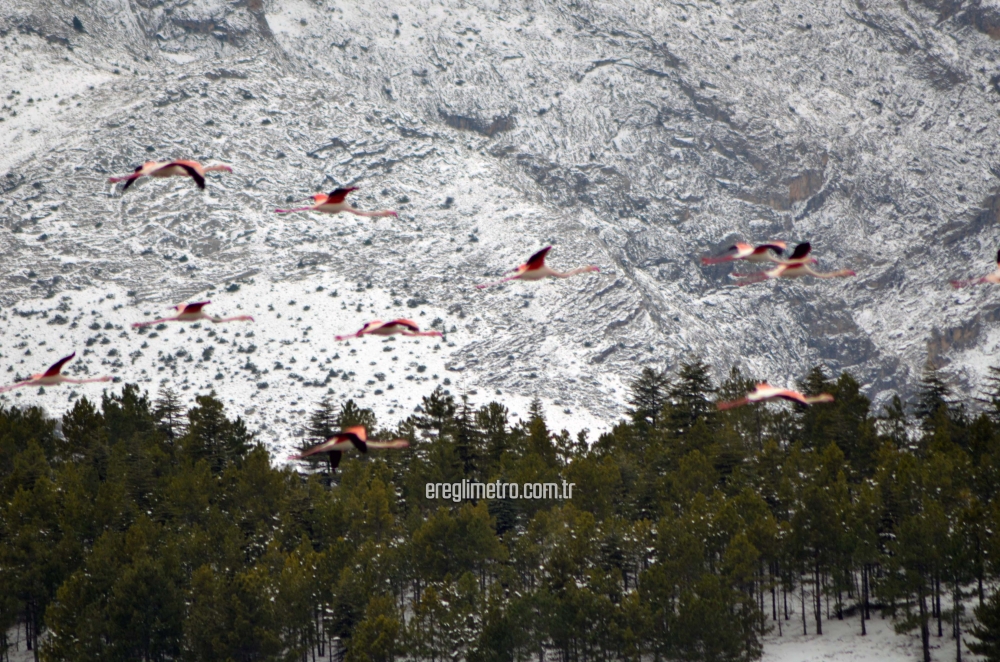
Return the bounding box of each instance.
[564,265,599,277]
[211,315,253,323]
[475,274,521,289]
[702,255,736,265]
[203,164,232,173]
[736,270,773,286]
[808,267,853,279]
[346,206,397,218]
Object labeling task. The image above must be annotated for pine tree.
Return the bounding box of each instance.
[969,590,1000,661]
[800,365,832,398]
[337,399,378,431]
[879,394,909,448]
[153,388,185,442]
[978,364,1000,424]
[476,402,509,476]
[345,595,400,662]
[307,396,339,442]
[180,393,251,472]
[416,386,457,439]
[915,360,952,428]
[667,359,716,434]
[525,399,558,469]
[454,396,482,478]
[295,397,343,476]
[626,367,671,426]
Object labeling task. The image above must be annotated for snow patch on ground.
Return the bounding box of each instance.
[0,32,114,174]
[763,611,978,662]
[0,275,610,460]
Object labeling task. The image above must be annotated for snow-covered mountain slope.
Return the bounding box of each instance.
[2,0,1000,449]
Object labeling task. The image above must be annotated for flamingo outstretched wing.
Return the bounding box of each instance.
[164,161,206,189]
[338,426,368,452]
[786,242,812,261]
[180,301,211,314]
[702,243,751,265]
[43,353,76,377]
[327,187,358,203]
[755,242,786,255]
[388,319,420,332]
[525,246,552,271]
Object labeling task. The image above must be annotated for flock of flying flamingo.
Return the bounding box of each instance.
[1,158,996,468]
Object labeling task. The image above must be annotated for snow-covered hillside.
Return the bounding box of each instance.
[3,0,1000,449]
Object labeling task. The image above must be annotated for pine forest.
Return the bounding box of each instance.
[3,361,1000,662]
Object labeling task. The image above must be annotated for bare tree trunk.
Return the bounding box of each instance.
[861,565,868,636]
[936,575,943,637]
[801,573,808,635]
[815,561,823,636]
[918,588,931,662]
[784,570,789,620]
[955,582,962,662]
[864,563,872,620]
[825,572,830,620]
[771,562,777,620]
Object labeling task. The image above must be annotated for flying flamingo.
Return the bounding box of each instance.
[702,241,788,266]
[275,187,398,218]
[730,242,816,276]
[717,383,834,410]
[951,249,1000,288]
[475,246,600,289]
[288,425,410,472]
[0,353,112,394]
[131,301,254,328]
[335,319,443,341]
[109,160,232,190]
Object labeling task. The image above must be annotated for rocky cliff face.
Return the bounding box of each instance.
[1,0,999,446]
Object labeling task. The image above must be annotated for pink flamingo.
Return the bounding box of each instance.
[702,241,788,266]
[475,246,600,289]
[275,187,398,218]
[131,301,254,328]
[0,353,111,393]
[951,249,1000,288]
[288,425,410,472]
[109,160,232,190]
[335,319,443,341]
[717,383,834,410]
[730,242,818,276]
